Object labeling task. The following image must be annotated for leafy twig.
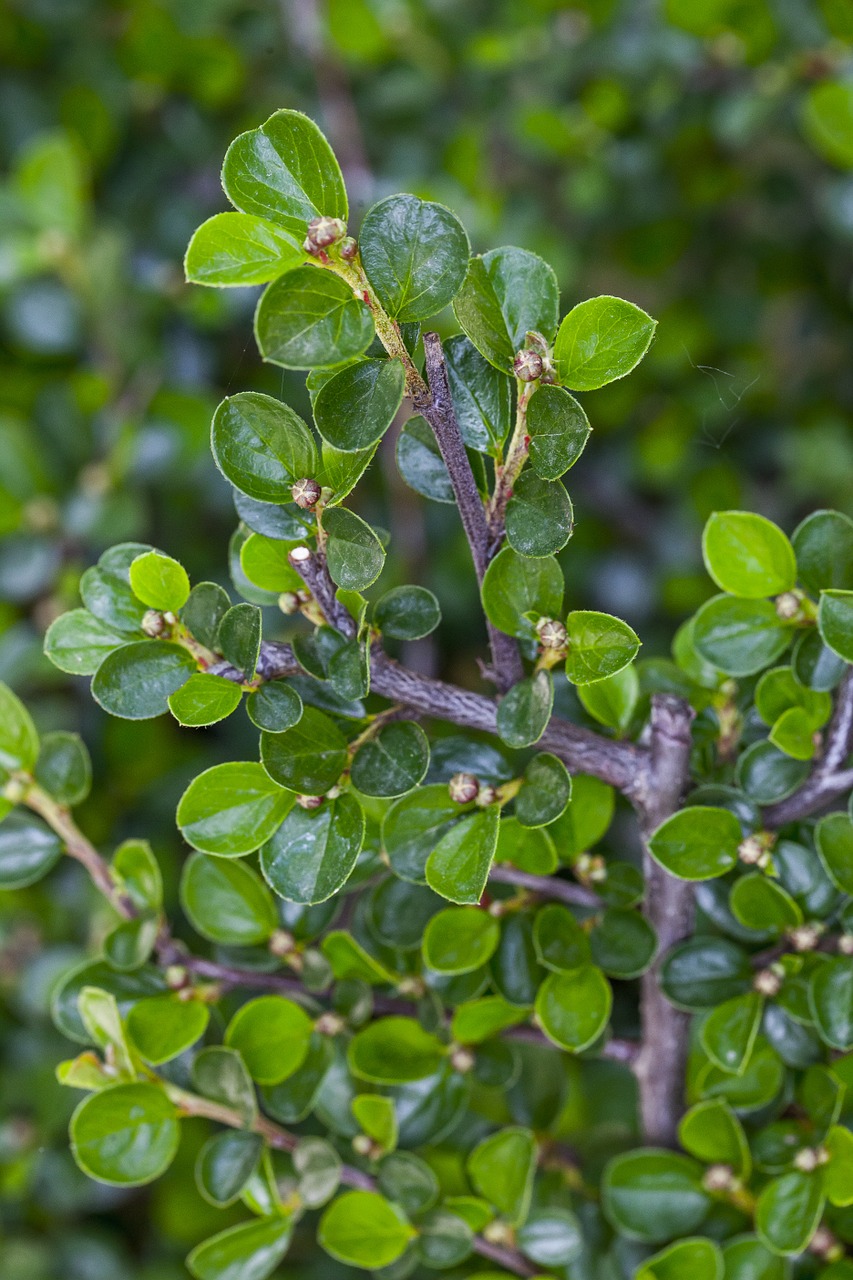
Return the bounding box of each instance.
[764,670,853,827]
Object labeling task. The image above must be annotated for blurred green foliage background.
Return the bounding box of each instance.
[2,0,853,1274]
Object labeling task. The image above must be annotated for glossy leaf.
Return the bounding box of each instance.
[255,266,373,369]
[348,1018,446,1084]
[505,472,573,557]
[553,295,656,390]
[351,720,429,798]
[693,595,791,677]
[496,670,553,748]
[564,610,641,685]
[602,1149,710,1244]
[126,994,210,1065]
[481,546,564,640]
[260,706,347,795]
[180,852,278,944]
[527,384,591,479]
[467,1127,536,1227]
[260,792,364,903]
[453,246,560,374]
[34,730,91,806]
[323,506,385,590]
[422,907,500,974]
[360,194,470,321]
[374,585,441,640]
[819,590,853,663]
[318,1190,414,1268]
[177,762,294,856]
[224,995,313,1085]
[755,1171,825,1255]
[168,673,242,727]
[211,392,318,503]
[313,358,405,452]
[70,1083,180,1186]
[186,1217,292,1280]
[648,806,741,881]
[703,512,796,599]
[91,641,196,719]
[185,211,303,287]
[425,807,500,904]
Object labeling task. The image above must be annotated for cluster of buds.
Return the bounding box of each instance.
[303,215,347,256]
[737,832,774,871]
[788,921,824,952]
[291,477,322,510]
[753,966,783,999]
[793,1145,829,1173]
[702,1163,738,1193]
[575,852,608,885]
[512,330,556,384]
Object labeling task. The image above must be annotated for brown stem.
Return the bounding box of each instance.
[489,864,602,908]
[289,546,356,639]
[764,670,853,827]
[416,332,524,692]
[634,694,696,1147]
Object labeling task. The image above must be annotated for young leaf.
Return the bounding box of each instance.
[168,673,242,727]
[350,721,430,798]
[527,385,591,479]
[496,670,553,748]
[323,507,385,590]
[211,392,318,504]
[453,246,560,374]
[467,1127,536,1227]
[577,663,638,732]
[360,194,470,321]
[318,1190,415,1268]
[636,1239,723,1280]
[255,266,374,369]
[221,109,347,238]
[422,907,500,974]
[553,295,656,391]
[425,807,500,904]
[180,852,278,945]
[177,762,294,856]
[564,610,640,686]
[505,472,573,558]
[260,706,348,795]
[240,534,303,593]
[648,806,742,881]
[678,1099,751,1177]
[260,792,364,904]
[129,551,190,612]
[0,681,40,775]
[70,1083,180,1186]
[702,512,797,599]
[126,995,210,1065]
[224,995,313,1085]
[91,641,196,719]
[347,1018,446,1085]
[313,358,405,452]
[185,211,303,287]
[535,965,612,1051]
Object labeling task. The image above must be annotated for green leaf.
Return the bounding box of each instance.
[422,906,500,974]
[589,907,656,979]
[396,415,455,503]
[467,1127,536,1227]
[693,595,791,677]
[453,247,560,374]
[0,812,62,888]
[224,995,313,1085]
[182,582,232,650]
[701,993,763,1075]
[636,1239,723,1280]
[260,706,347,795]
[374,585,441,640]
[802,80,853,168]
[177,762,293,856]
[730,873,802,934]
[769,708,816,761]
[168,673,242,727]
[496,670,553,748]
[564,610,641,685]
[550,772,614,855]
[755,665,831,729]
[222,109,347,238]
[755,1171,825,1255]
[294,1135,342,1207]
[318,1190,414,1268]
[383,784,465,883]
[554,295,656,391]
[819,590,853,663]
[810,957,853,1049]
[192,1047,257,1126]
[662,938,752,1011]
[321,930,398,985]
[425,807,500,904]
[721,1237,787,1280]
[239,535,302,594]
[450,995,529,1044]
[313,358,405,452]
[211,392,318,504]
[360,194,469,321]
[678,1099,751,1177]
[91,641,196,719]
[180,852,277,944]
[185,212,303,287]
[505,472,573,557]
[444,334,512,454]
[816,813,853,894]
[602,1149,710,1244]
[126,995,210,1065]
[255,267,374,369]
[246,681,303,732]
[703,512,796,599]
[0,680,39,775]
[533,903,590,973]
[481,546,564,641]
[44,609,131,675]
[348,1017,446,1085]
[793,509,853,594]
[736,740,809,804]
[129,551,190,612]
[826,1124,853,1206]
[350,721,429,798]
[34,730,91,805]
[70,1083,180,1186]
[260,792,364,903]
[527,385,591,479]
[535,965,612,1051]
[196,1131,264,1208]
[102,917,158,972]
[113,839,162,913]
[187,1217,293,1280]
[517,1208,583,1268]
[497,817,557,874]
[316,439,379,504]
[648,806,741,881]
[377,1152,439,1216]
[577,663,638,732]
[352,1094,397,1152]
[515,753,572,828]
[218,603,261,675]
[323,506,385,590]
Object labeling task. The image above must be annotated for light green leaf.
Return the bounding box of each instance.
[468,1127,536,1227]
[129,550,190,612]
[224,995,313,1085]
[422,906,500,974]
[348,1018,446,1085]
[44,609,131,676]
[535,965,612,1051]
[553,295,656,391]
[185,212,303,287]
[755,1171,825,1255]
[565,610,641,685]
[425,807,500,904]
[126,995,210,1065]
[168,673,242,727]
[70,1083,180,1186]
[0,680,39,774]
[318,1190,415,1268]
[187,1216,293,1280]
[577,663,638,731]
[703,512,796,599]
[255,266,374,369]
[177,762,294,856]
[802,80,853,169]
[180,852,278,945]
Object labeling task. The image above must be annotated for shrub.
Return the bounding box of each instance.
[4,109,853,1278]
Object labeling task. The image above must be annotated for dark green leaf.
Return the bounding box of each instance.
[496,670,553,748]
[180,852,278,944]
[260,792,364,903]
[211,392,318,504]
[648,806,741,881]
[374,585,441,640]
[755,1171,825,1255]
[444,334,512,454]
[255,267,374,369]
[602,1149,710,1244]
[0,812,62,888]
[260,706,347,795]
[187,1216,293,1280]
[481,546,564,640]
[323,506,385,590]
[693,595,791,677]
[453,247,560,374]
[515,753,572,828]
[313,358,405,452]
[91,641,196,719]
[246,681,303,732]
[351,720,429,798]
[360,194,469,321]
[195,1131,263,1208]
[44,609,130,675]
[34,730,91,805]
[527,385,591,479]
[217,603,261,675]
[505,472,573,558]
[396,415,454,503]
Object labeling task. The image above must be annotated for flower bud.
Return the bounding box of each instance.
[753,968,782,998]
[165,964,188,990]
[339,236,358,261]
[811,1225,842,1261]
[450,1047,475,1073]
[141,609,167,637]
[536,616,568,650]
[475,785,498,808]
[449,772,479,804]
[352,1133,375,1157]
[789,922,823,952]
[839,934,853,955]
[775,591,801,620]
[291,477,322,509]
[576,852,607,884]
[296,794,324,811]
[278,591,301,615]
[514,349,543,382]
[794,1145,827,1172]
[269,929,296,958]
[702,1163,736,1192]
[738,834,771,868]
[304,215,347,252]
[315,1011,345,1036]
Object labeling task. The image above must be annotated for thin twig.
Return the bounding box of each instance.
[489,863,602,908]
[289,546,356,638]
[764,670,853,827]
